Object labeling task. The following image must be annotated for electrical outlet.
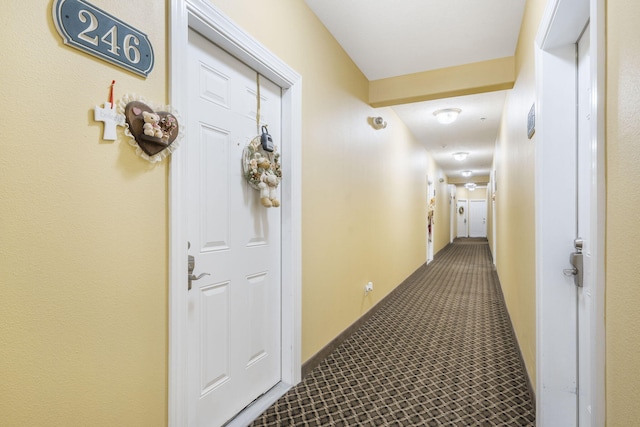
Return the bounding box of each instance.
[364,282,374,295]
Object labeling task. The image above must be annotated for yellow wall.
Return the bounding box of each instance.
[16,0,640,425]
[456,186,488,201]
[491,0,545,386]
[606,1,640,424]
[208,0,430,363]
[0,1,431,425]
[0,1,168,425]
[369,57,516,107]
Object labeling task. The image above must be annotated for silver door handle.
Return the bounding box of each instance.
[188,253,210,291]
[189,272,210,291]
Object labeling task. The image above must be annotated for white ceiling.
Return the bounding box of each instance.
[392,91,507,180]
[304,0,526,181]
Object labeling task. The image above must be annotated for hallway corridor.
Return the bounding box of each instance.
[250,239,535,426]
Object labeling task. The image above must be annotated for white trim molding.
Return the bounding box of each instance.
[168,1,303,425]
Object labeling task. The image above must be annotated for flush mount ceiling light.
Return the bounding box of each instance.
[464,183,477,191]
[453,152,469,161]
[433,108,461,124]
[461,170,472,177]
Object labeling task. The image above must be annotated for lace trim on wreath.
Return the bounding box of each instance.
[117,93,183,163]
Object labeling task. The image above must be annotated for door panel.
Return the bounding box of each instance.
[187,29,282,426]
[469,200,487,238]
[200,125,231,250]
[200,282,230,392]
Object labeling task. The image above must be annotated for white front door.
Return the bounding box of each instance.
[186,29,282,426]
[468,200,487,238]
[456,199,468,238]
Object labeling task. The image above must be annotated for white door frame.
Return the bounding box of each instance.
[457,198,468,238]
[535,0,605,424]
[449,184,456,243]
[426,176,434,263]
[491,171,497,265]
[168,1,302,425]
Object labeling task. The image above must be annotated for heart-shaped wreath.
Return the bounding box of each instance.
[118,94,182,163]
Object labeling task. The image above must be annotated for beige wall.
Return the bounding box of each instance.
[209,0,430,362]
[456,186,488,201]
[606,1,640,424]
[8,0,640,425]
[0,1,431,425]
[0,1,168,426]
[491,0,545,386]
[369,57,516,107]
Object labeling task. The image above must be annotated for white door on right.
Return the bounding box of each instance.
[468,200,487,238]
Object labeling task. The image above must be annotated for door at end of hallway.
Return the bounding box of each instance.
[469,199,487,238]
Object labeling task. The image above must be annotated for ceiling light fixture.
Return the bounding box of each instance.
[461,170,472,177]
[464,183,477,191]
[453,152,468,161]
[433,108,461,124]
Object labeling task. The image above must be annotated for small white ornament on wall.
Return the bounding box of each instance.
[93,80,125,140]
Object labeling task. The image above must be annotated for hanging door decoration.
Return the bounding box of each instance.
[118,93,182,163]
[428,197,435,241]
[242,74,282,208]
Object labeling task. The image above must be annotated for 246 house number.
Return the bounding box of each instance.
[53,0,155,77]
[77,9,142,64]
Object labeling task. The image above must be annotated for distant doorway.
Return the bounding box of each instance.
[427,177,435,263]
[469,200,487,238]
[456,199,468,238]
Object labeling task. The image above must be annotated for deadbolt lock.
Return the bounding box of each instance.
[563,238,584,287]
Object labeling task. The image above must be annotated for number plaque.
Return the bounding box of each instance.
[53,0,154,77]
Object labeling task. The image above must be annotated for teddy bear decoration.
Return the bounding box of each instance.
[243,132,282,208]
[117,94,181,163]
[124,101,179,156]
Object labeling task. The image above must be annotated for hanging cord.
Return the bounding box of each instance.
[255,73,273,160]
[256,73,261,135]
[109,80,116,108]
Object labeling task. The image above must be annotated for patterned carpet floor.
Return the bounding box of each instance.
[250,238,535,426]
